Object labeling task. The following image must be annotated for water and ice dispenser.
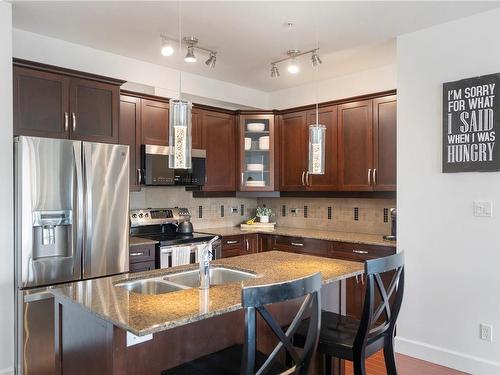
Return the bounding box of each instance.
[32,210,72,259]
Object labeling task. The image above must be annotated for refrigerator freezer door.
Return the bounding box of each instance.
[83,142,129,279]
[15,136,82,288]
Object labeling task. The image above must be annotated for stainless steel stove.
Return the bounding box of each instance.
[130,208,221,268]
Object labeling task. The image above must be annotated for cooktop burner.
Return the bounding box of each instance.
[135,232,216,247]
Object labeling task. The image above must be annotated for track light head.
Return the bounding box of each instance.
[311,50,322,67]
[205,52,216,68]
[184,46,196,63]
[160,35,174,57]
[271,64,280,78]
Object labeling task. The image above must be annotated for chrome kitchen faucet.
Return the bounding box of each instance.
[199,236,219,289]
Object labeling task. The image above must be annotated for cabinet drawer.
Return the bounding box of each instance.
[129,261,156,273]
[222,235,244,250]
[129,244,156,264]
[331,241,395,262]
[272,236,332,257]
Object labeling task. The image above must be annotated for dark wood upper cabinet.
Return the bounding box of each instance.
[13,60,124,143]
[338,100,374,191]
[280,111,308,191]
[373,95,397,191]
[203,110,236,191]
[141,99,169,146]
[13,66,70,139]
[69,78,119,144]
[119,95,142,191]
[191,107,203,149]
[306,106,338,190]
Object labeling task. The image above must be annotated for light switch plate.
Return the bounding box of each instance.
[473,201,493,217]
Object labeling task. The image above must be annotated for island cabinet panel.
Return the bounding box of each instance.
[258,233,273,252]
[119,95,142,191]
[373,95,397,191]
[13,66,70,139]
[141,98,169,146]
[203,110,237,191]
[280,111,308,191]
[69,78,120,143]
[338,100,374,191]
[306,105,339,190]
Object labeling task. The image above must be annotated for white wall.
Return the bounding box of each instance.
[0,2,13,374]
[269,64,397,109]
[397,8,500,374]
[12,28,269,110]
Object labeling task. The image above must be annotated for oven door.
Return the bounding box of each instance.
[159,240,221,268]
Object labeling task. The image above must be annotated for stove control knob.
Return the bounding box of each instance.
[139,213,144,218]
[132,214,137,218]
[144,213,149,217]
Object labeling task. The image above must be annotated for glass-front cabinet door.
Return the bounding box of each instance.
[238,113,275,191]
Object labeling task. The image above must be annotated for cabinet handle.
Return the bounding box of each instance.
[353,250,369,254]
[305,171,310,186]
[245,239,249,251]
[64,112,69,132]
[130,252,144,257]
[137,169,142,185]
[241,172,244,187]
[72,113,76,132]
[367,168,372,186]
[373,169,377,185]
[301,171,305,186]
[226,240,238,245]
[291,242,304,247]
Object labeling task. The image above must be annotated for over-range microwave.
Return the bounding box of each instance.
[141,144,206,186]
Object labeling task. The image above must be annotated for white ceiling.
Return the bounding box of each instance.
[12,1,500,92]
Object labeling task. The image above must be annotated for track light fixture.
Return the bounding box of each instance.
[159,34,217,69]
[270,48,321,78]
[205,52,217,68]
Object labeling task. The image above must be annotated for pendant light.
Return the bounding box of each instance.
[169,2,192,169]
[308,35,325,175]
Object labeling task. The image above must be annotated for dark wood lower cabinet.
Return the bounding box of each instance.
[129,243,156,273]
[221,234,257,258]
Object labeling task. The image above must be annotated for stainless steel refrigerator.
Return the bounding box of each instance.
[14,136,129,375]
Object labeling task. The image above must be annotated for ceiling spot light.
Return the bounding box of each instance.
[287,59,299,74]
[205,52,217,68]
[271,64,280,78]
[160,35,174,56]
[184,36,198,63]
[184,46,196,63]
[311,50,322,67]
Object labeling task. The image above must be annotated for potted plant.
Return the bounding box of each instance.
[256,207,272,223]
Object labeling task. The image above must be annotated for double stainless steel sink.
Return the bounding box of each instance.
[116,267,256,295]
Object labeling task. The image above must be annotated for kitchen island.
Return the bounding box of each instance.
[51,251,363,374]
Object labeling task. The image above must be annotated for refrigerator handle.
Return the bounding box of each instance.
[82,143,93,277]
[74,142,84,279]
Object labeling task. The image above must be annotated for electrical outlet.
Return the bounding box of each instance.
[480,323,493,342]
[230,207,238,214]
[474,201,493,217]
[290,208,301,216]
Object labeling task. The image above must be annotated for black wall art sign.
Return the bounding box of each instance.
[443,73,500,173]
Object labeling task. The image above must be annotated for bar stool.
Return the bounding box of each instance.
[292,252,405,375]
[162,272,322,375]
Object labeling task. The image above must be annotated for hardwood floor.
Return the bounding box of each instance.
[344,351,470,375]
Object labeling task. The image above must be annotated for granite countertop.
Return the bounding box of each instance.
[199,226,396,247]
[129,236,159,246]
[50,251,363,336]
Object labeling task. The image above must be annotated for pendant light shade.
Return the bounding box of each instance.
[168,99,192,169]
[308,123,326,174]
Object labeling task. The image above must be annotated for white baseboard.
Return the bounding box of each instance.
[395,336,500,375]
[0,367,13,375]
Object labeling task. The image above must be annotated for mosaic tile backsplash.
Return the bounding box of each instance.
[130,188,395,235]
